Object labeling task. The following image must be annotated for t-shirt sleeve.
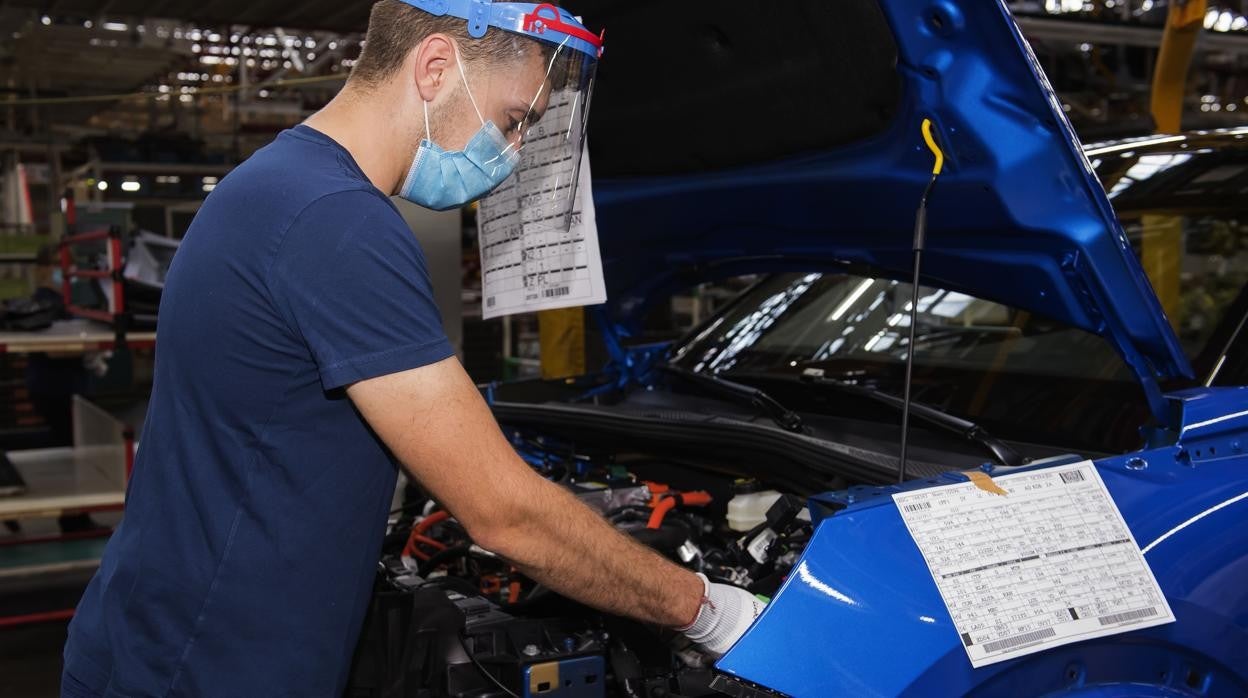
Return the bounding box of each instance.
[267,189,455,390]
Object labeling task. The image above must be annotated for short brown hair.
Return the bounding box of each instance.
[350,0,542,87]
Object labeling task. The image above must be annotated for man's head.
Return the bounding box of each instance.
[349,0,555,155]
[322,0,598,214]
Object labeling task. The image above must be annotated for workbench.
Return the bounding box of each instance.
[0,445,127,521]
[0,396,133,626]
[0,318,156,354]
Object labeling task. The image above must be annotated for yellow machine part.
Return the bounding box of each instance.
[1150,0,1206,133]
[538,306,587,379]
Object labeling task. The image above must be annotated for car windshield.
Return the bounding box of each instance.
[1090,135,1248,386]
[670,273,1149,454]
[672,274,1130,380]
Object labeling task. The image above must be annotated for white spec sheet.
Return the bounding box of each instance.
[477,93,606,319]
[893,460,1174,668]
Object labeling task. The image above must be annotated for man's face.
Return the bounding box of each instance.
[432,46,551,153]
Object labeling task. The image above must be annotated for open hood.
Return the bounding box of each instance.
[573,0,1192,422]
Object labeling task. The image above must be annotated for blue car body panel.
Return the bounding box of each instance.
[591,0,1191,423]
[716,389,1248,697]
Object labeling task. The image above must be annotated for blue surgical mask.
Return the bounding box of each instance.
[398,49,519,211]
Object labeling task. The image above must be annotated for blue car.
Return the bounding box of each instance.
[358,1,1248,696]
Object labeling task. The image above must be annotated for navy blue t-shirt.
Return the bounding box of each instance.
[64,125,454,696]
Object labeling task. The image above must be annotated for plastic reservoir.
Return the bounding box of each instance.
[727,490,784,532]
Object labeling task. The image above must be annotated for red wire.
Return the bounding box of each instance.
[415,510,450,534]
[647,491,712,529]
[410,534,447,551]
[647,497,678,529]
[403,510,452,557]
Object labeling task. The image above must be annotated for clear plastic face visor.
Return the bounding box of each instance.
[471,37,596,232]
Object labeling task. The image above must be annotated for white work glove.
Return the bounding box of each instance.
[678,573,766,658]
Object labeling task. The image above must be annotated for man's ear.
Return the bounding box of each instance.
[412,33,455,102]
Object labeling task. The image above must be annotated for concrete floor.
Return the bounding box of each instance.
[0,620,68,697]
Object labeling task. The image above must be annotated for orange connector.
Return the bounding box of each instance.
[646,490,712,529]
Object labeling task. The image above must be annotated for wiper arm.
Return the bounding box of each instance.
[656,365,804,433]
[796,370,1025,467]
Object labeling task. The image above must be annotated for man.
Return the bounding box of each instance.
[62,1,763,695]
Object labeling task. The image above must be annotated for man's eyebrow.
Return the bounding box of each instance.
[525,107,544,126]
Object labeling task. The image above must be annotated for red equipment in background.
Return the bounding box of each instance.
[58,226,126,328]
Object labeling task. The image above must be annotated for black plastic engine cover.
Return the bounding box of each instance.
[346,579,606,698]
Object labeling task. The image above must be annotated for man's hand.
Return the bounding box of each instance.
[348,356,706,629]
[678,574,767,657]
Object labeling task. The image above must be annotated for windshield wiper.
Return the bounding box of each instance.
[793,369,1025,466]
[656,365,804,433]
[720,368,1023,466]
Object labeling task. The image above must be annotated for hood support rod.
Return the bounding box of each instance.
[898,119,946,483]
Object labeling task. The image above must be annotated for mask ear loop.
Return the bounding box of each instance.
[453,41,516,178]
[422,99,433,143]
[452,43,486,126]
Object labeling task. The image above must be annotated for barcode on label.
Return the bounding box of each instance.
[903,502,932,513]
[543,286,570,298]
[980,627,1057,653]
[1098,607,1158,626]
[486,296,496,308]
[1060,470,1086,484]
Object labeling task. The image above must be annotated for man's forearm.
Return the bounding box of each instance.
[348,359,704,629]
[479,477,704,628]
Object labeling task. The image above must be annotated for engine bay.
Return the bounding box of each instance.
[346,430,815,698]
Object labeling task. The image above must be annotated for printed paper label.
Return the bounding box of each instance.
[476,93,605,319]
[893,461,1174,667]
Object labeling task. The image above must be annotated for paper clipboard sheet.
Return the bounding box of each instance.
[893,461,1174,667]
[476,93,606,319]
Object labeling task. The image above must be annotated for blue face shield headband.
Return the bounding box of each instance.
[397,0,602,224]
[401,0,604,59]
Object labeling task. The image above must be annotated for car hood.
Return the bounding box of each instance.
[575,0,1192,404]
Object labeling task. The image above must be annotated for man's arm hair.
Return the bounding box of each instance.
[348,356,703,627]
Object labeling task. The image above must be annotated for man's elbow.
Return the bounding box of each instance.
[457,493,538,559]
[467,520,525,560]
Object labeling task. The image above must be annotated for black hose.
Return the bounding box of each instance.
[627,521,691,556]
